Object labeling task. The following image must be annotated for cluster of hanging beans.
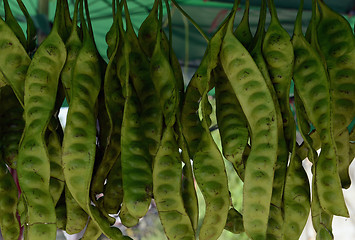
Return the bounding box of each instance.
[0,0,354,239]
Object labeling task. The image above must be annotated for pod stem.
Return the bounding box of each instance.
[170,0,209,42]
[267,0,280,24]
[84,0,94,39]
[164,0,173,63]
[293,0,304,36]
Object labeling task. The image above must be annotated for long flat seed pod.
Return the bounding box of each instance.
[292,0,348,217]
[220,2,279,239]
[16,0,67,238]
[153,127,195,240]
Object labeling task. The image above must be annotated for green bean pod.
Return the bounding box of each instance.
[0,85,24,169]
[248,3,289,238]
[153,127,195,240]
[262,0,295,151]
[282,147,310,240]
[120,87,153,219]
[294,89,333,237]
[90,12,124,203]
[63,2,130,239]
[61,0,82,103]
[194,94,230,240]
[0,159,20,240]
[317,0,355,189]
[181,76,204,157]
[215,63,249,181]
[65,186,88,234]
[124,1,163,157]
[137,0,159,57]
[177,126,199,232]
[103,156,123,214]
[234,0,252,48]
[62,0,103,210]
[292,0,348,217]
[119,202,139,228]
[220,5,279,239]
[317,0,355,136]
[334,129,351,188]
[281,3,311,239]
[150,22,179,127]
[115,7,152,221]
[138,0,183,93]
[224,208,244,234]
[181,12,230,157]
[46,126,65,205]
[55,190,67,230]
[16,1,66,238]
[81,218,102,240]
[0,17,31,106]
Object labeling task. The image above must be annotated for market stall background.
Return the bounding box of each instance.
[0,0,355,239]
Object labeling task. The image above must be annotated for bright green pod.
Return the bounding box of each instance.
[334,129,351,189]
[119,202,139,228]
[103,156,123,214]
[282,3,311,240]
[292,0,348,218]
[190,19,231,240]
[294,90,332,237]
[249,2,289,238]
[177,126,199,232]
[0,159,20,240]
[181,75,205,157]
[120,88,153,219]
[55,191,67,230]
[262,0,295,151]
[220,4,279,240]
[234,0,252,48]
[124,0,163,157]
[62,0,103,211]
[224,208,244,234]
[0,17,31,106]
[150,16,179,127]
[317,0,355,136]
[138,0,184,97]
[61,0,82,103]
[90,9,124,203]
[46,126,65,205]
[214,63,249,181]
[194,94,230,240]
[317,0,355,189]
[16,1,67,238]
[81,218,102,240]
[65,186,88,234]
[282,147,310,240]
[62,2,130,239]
[153,127,195,240]
[116,3,152,221]
[181,10,231,157]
